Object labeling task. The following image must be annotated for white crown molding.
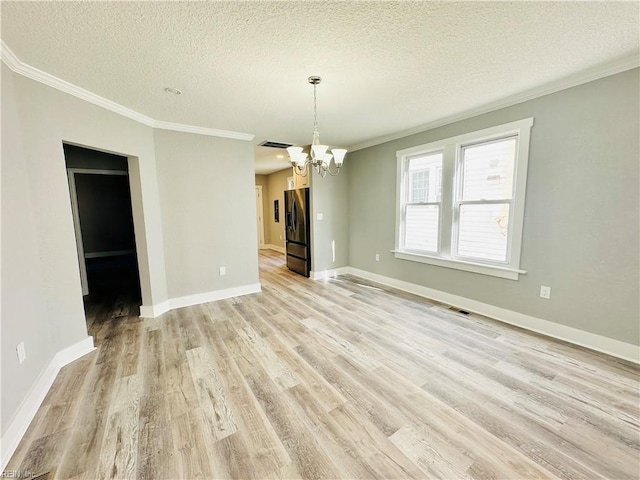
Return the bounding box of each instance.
[3,38,635,151]
[0,336,94,471]
[1,40,155,126]
[153,120,254,141]
[349,54,640,152]
[1,40,254,142]
[1,39,24,74]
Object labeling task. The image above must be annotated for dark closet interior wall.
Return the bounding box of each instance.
[74,174,135,255]
[64,144,140,295]
[64,144,128,170]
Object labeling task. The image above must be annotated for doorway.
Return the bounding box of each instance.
[64,144,141,327]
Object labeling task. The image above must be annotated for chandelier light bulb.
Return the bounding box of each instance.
[332,149,347,166]
[311,144,329,161]
[287,146,303,158]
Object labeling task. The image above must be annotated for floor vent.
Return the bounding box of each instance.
[449,307,471,315]
[259,140,294,149]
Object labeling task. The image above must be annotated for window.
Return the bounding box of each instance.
[395,118,533,280]
[455,137,516,262]
[410,170,429,203]
[404,152,442,252]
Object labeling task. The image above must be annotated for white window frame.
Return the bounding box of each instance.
[401,150,444,254]
[394,117,534,280]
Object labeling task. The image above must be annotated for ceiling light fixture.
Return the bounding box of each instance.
[287,76,347,178]
[164,87,182,95]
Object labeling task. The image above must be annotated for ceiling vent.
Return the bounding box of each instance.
[259,140,294,149]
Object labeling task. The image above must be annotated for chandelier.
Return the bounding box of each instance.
[287,76,347,177]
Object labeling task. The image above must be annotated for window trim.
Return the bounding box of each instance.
[394,117,534,280]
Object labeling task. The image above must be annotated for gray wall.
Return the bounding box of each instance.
[1,64,169,435]
[2,66,262,438]
[310,163,350,273]
[348,68,639,345]
[155,130,259,299]
[8,68,169,311]
[266,168,291,249]
[1,63,55,435]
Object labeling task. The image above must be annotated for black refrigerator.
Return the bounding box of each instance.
[284,188,311,277]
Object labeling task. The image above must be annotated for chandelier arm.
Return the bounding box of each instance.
[292,161,309,177]
[326,163,341,176]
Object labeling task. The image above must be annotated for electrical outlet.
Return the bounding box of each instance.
[279,235,283,240]
[540,285,551,299]
[17,342,26,364]
[317,213,324,221]
[375,253,380,261]
[219,266,226,276]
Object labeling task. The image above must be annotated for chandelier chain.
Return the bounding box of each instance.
[313,83,318,131]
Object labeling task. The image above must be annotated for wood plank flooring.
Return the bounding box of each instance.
[5,250,639,479]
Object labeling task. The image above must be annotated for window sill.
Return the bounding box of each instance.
[391,250,526,280]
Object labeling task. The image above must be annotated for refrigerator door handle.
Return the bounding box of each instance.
[291,200,297,233]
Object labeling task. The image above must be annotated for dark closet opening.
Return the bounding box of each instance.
[64,144,141,301]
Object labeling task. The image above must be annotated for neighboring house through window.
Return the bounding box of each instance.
[394,117,534,280]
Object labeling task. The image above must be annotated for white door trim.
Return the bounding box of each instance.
[255,185,265,249]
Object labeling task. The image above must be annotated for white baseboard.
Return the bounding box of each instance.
[344,267,639,364]
[310,267,351,281]
[169,283,261,310]
[53,336,95,369]
[1,336,95,471]
[140,283,262,318]
[264,244,285,254]
[139,301,170,318]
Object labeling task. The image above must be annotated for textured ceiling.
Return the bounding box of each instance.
[2,1,639,174]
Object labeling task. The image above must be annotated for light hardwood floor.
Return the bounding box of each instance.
[5,250,639,479]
